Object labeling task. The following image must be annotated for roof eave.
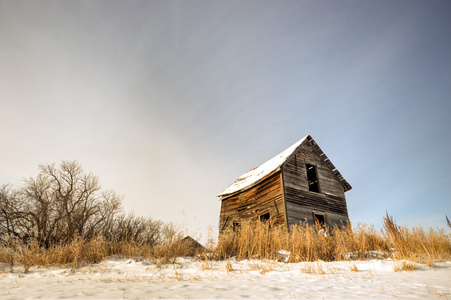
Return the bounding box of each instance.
[217,168,282,199]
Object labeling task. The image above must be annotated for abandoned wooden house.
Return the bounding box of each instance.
[217,135,352,233]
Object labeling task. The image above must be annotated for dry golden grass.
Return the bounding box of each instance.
[348,262,359,272]
[249,261,275,274]
[383,212,450,266]
[213,215,450,265]
[214,220,390,262]
[0,234,204,271]
[393,261,417,272]
[0,214,450,270]
[225,259,234,273]
[200,255,211,271]
[299,262,339,274]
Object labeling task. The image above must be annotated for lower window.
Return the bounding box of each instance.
[260,212,270,222]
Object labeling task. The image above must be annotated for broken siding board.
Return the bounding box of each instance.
[316,164,346,194]
[281,170,290,229]
[219,196,240,230]
[285,188,348,215]
[327,213,350,228]
[284,195,349,224]
[286,203,313,227]
[317,178,345,198]
[219,172,285,232]
[286,201,349,228]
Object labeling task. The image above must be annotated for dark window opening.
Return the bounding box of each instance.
[232,221,241,232]
[306,164,320,193]
[313,212,328,236]
[313,213,326,226]
[260,212,270,223]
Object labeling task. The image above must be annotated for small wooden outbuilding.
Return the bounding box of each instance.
[178,236,205,256]
[217,135,352,233]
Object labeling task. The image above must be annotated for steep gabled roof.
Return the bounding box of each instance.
[217,135,351,198]
[217,136,309,198]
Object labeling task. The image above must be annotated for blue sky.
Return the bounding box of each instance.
[1,1,450,239]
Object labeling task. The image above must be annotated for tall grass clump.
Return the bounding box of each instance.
[0,232,199,271]
[287,222,331,261]
[213,214,450,264]
[214,220,286,261]
[148,224,206,263]
[0,222,206,272]
[332,222,390,260]
[383,212,451,266]
[214,220,391,262]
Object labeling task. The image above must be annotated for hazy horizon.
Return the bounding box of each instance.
[1,0,450,240]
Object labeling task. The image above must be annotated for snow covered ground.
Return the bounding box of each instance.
[1,257,450,299]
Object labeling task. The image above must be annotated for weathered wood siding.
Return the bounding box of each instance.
[219,172,286,233]
[282,140,349,228]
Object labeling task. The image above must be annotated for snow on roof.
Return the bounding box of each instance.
[217,135,309,198]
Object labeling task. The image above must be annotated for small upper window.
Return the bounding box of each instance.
[306,164,320,193]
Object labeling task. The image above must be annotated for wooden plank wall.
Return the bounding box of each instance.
[219,172,285,233]
[282,141,350,228]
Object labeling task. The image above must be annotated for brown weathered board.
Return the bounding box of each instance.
[219,172,286,233]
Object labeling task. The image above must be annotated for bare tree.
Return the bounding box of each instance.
[84,189,123,240]
[0,185,22,244]
[39,161,101,241]
[1,160,164,247]
[21,170,62,246]
[18,161,124,245]
[108,213,163,246]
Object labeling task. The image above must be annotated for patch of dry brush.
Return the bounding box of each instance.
[214,214,451,265]
[0,214,450,271]
[0,232,206,272]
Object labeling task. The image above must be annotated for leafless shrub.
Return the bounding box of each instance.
[105,213,163,246]
[0,161,165,249]
[0,184,23,245]
[9,161,117,246]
